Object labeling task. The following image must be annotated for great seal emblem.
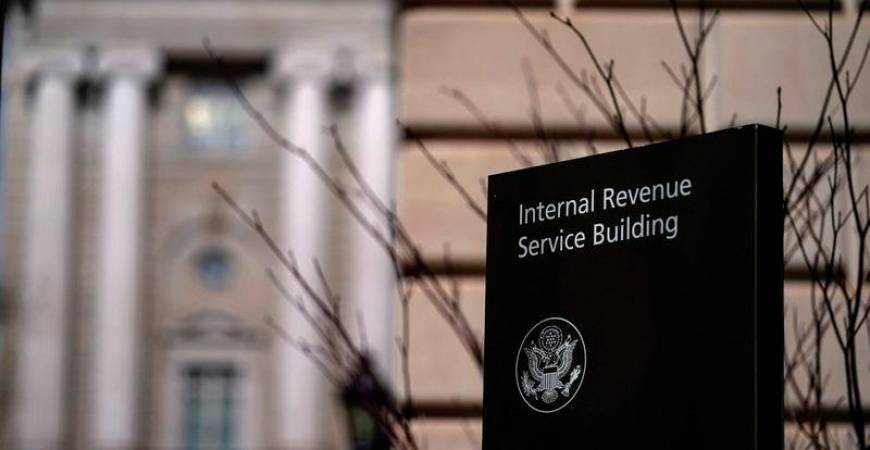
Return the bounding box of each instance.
[515,317,586,413]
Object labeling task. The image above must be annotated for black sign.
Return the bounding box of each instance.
[483,125,783,449]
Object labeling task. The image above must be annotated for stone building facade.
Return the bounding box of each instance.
[3,0,870,449]
[2,1,396,449]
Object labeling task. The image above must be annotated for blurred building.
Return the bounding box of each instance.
[2,0,870,449]
[2,1,396,449]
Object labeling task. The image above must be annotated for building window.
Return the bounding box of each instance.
[193,247,235,291]
[182,363,237,450]
[183,82,249,156]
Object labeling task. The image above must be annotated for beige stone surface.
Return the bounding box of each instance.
[400,8,702,134]
[400,8,870,135]
[714,14,870,131]
[402,277,485,402]
[785,281,870,409]
[32,1,392,56]
[785,422,860,449]
[411,419,482,450]
[783,146,870,276]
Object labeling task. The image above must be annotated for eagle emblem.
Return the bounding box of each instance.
[515,317,586,413]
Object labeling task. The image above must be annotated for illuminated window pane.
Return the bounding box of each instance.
[184,82,248,155]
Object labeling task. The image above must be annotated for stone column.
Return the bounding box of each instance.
[348,59,396,381]
[13,50,82,450]
[273,50,333,450]
[89,48,160,450]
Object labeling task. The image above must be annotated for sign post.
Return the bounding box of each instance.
[483,125,783,449]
